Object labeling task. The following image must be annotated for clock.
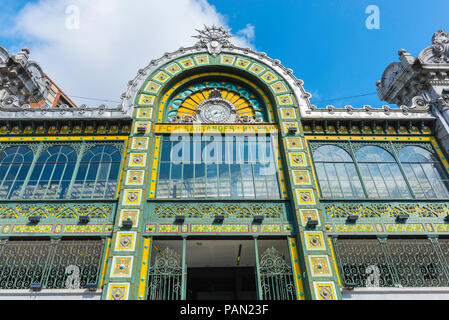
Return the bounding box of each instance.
[202,102,232,123]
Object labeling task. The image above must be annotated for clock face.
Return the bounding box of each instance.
[202,102,231,123]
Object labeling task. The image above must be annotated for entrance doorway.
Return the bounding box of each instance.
[186,239,257,300]
[187,267,257,300]
[148,237,297,300]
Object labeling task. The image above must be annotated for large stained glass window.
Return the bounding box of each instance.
[156,135,281,199]
[311,142,449,200]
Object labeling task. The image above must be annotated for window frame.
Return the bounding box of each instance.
[155,133,283,200]
[310,141,449,200]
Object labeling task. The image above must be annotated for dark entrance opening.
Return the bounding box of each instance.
[187,267,257,300]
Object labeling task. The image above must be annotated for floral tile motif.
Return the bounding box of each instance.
[107,283,129,300]
[115,232,136,251]
[111,256,134,278]
[153,71,170,83]
[119,209,139,228]
[165,63,181,75]
[299,209,320,227]
[138,94,155,106]
[314,282,336,300]
[309,256,332,277]
[249,63,265,75]
[131,137,149,150]
[195,55,209,65]
[304,231,326,251]
[126,170,145,185]
[271,81,287,93]
[289,153,307,167]
[129,153,147,166]
[285,137,303,150]
[179,58,194,68]
[235,58,250,69]
[293,170,311,185]
[296,189,315,205]
[262,71,277,83]
[143,81,161,94]
[122,189,142,206]
[136,108,153,119]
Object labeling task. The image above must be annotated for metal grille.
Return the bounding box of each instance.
[148,247,183,300]
[0,239,105,289]
[259,247,296,300]
[333,238,449,287]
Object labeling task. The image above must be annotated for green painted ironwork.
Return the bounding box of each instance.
[258,247,296,300]
[309,141,449,200]
[321,199,449,221]
[0,238,105,289]
[332,237,449,288]
[0,201,116,220]
[148,247,183,300]
[146,201,289,221]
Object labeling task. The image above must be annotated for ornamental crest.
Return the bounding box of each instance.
[193,25,232,57]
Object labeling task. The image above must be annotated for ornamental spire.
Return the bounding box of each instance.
[192,25,232,57]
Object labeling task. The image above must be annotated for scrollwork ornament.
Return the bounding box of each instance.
[410,96,430,112]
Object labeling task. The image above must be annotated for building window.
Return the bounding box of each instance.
[0,146,34,199]
[156,135,281,199]
[399,146,449,199]
[313,145,365,199]
[311,142,449,199]
[23,146,77,199]
[71,145,121,199]
[0,142,123,200]
[356,146,410,199]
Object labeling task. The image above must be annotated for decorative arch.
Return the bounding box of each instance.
[132,52,301,125]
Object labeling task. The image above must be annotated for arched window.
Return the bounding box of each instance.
[71,145,121,199]
[356,146,410,198]
[313,145,365,198]
[23,146,77,199]
[399,146,449,199]
[0,146,33,199]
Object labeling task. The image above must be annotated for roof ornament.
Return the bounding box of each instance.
[193,25,232,57]
[431,29,449,63]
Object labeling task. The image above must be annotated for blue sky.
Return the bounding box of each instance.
[0,0,447,108]
[209,0,449,107]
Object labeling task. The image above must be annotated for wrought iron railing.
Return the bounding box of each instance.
[148,247,183,300]
[333,237,449,287]
[259,247,296,300]
[0,239,105,289]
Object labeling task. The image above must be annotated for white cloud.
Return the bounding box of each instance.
[8,0,255,105]
[237,24,255,44]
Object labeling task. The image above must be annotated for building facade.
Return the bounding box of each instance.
[0,27,449,300]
